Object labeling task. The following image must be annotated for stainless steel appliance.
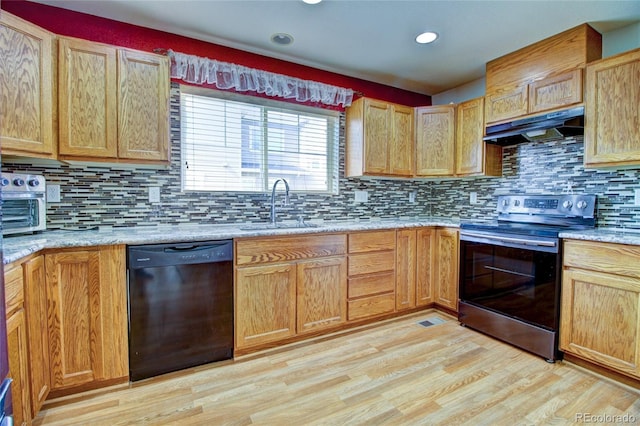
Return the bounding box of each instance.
[458,194,596,362]
[127,240,234,381]
[1,172,46,236]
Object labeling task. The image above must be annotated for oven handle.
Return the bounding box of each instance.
[460,231,557,248]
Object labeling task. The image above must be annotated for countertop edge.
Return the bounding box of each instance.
[3,218,460,265]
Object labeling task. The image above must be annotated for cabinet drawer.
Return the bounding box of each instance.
[348,293,395,321]
[348,251,395,276]
[348,231,396,253]
[236,234,346,266]
[348,272,395,298]
[564,239,640,279]
[4,264,24,318]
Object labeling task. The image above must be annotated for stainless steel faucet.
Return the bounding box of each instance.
[270,178,290,225]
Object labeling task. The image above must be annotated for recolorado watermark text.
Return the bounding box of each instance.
[575,413,637,423]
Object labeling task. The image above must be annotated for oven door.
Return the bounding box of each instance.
[459,231,561,331]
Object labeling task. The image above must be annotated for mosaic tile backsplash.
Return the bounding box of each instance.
[3,84,640,230]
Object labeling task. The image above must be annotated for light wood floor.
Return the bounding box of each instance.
[34,310,640,425]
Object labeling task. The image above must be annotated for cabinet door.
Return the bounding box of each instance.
[22,255,50,417]
[434,228,459,311]
[455,97,485,176]
[58,37,118,158]
[7,309,31,426]
[561,268,640,378]
[362,99,390,174]
[585,49,640,167]
[117,49,170,162]
[484,84,528,125]
[528,69,582,114]
[416,228,435,306]
[396,229,416,311]
[235,263,297,349]
[0,12,55,157]
[297,257,347,334]
[415,105,455,176]
[389,105,414,176]
[46,250,103,388]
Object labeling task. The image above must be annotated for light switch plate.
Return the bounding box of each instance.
[409,191,416,203]
[46,184,61,203]
[149,187,161,203]
[634,189,640,206]
[354,190,368,203]
[470,192,478,204]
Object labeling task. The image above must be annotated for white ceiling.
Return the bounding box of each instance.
[32,0,640,95]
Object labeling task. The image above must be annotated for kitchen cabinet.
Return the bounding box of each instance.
[415,105,456,176]
[45,245,128,392]
[484,24,601,125]
[584,48,640,168]
[433,228,459,312]
[347,230,396,320]
[455,97,502,177]
[235,234,347,350]
[346,97,414,177]
[0,11,56,159]
[396,229,416,311]
[4,264,31,426]
[22,255,50,418]
[416,100,502,177]
[561,239,640,379]
[416,228,436,307]
[58,37,170,163]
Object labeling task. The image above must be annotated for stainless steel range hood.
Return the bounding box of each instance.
[483,106,584,146]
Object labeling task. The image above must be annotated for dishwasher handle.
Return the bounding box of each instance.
[128,240,233,268]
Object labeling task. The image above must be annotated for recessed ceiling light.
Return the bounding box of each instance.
[302,0,322,4]
[415,31,438,44]
[271,33,294,46]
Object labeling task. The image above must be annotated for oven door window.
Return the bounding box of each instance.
[2,199,40,230]
[460,240,559,330]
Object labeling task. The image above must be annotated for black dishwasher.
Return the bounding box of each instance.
[127,240,233,381]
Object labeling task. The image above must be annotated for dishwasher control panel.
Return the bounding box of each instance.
[127,240,233,268]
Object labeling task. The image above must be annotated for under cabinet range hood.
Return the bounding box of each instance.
[484,106,584,146]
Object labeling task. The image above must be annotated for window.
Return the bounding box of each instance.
[181,87,339,193]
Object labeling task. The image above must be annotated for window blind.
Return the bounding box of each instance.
[181,90,339,193]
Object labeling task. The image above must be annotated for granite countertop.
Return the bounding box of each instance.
[3,216,459,265]
[560,228,640,246]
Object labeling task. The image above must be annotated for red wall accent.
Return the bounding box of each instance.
[2,0,431,109]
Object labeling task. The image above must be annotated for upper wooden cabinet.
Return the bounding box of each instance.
[584,48,640,168]
[416,99,502,178]
[415,105,456,176]
[485,24,601,125]
[346,97,414,177]
[58,37,118,158]
[0,11,56,158]
[58,37,170,163]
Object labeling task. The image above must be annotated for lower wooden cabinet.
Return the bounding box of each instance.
[235,234,347,351]
[561,239,640,379]
[434,228,459,312]
[396,230,417,311]
[45,245,129,392]
[235,263,297,349]
[23,255,50,417]
[347,231,396,320]
[7,309,31,426]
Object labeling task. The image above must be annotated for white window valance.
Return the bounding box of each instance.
[168,50,354,108]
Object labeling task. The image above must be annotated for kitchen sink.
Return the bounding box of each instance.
[239,222,320,231]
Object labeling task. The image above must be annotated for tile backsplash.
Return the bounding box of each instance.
[3,84,640,230]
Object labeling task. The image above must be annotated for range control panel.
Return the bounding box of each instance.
[497,194,596,218]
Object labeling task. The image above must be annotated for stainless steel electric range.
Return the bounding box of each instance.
[458,193,596,362]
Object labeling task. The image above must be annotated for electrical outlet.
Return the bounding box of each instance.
[149,187,161,203]
[634,189,640,206]
[409,191,416,203]
[354,190,368,203]
[46,184,61,203]
[470,192,478,204]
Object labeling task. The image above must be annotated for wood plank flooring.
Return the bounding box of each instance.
[34,310,640,425]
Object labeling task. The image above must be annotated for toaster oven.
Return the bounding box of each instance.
[1,172,46,235]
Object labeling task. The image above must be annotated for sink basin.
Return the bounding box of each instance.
[239,222,320,231]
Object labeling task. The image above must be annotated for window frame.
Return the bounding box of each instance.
[180,85,340,195]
